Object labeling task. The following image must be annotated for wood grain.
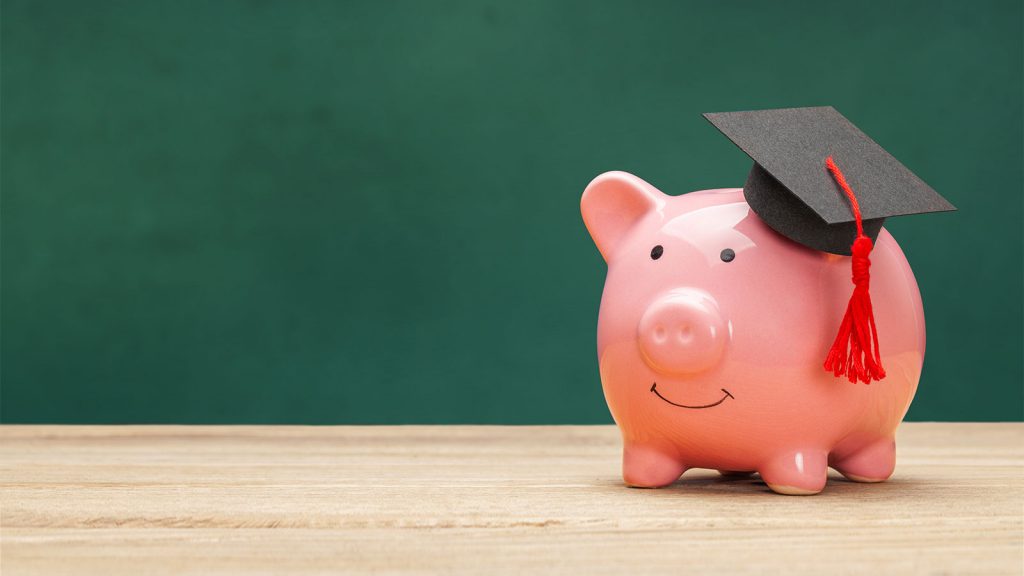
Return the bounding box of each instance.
[1,424,1022,575]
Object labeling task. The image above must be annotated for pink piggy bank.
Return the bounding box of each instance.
[581,171,925,495]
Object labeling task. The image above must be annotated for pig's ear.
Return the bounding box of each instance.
[581,171,666,261]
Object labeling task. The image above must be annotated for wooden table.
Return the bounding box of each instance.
[2,424,1022,575]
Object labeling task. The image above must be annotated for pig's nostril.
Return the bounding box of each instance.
[654,325,667,343]
[678,324,694,344]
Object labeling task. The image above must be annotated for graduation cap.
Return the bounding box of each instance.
[704,106,955,255]
[702,106,956,384]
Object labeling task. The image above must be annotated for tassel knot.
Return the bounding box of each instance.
[850,236,872,287]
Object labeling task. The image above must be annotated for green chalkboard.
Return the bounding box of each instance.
[2,0,1021,423]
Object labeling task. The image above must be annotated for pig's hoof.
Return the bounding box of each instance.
[831,438,896,483]
[623,445,686,488]
[759,450,828,495]
[764,483,822,496]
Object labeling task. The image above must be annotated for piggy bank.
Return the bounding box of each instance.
[581,171,925,495]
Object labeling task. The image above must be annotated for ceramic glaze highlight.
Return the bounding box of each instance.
[581,171,924,495]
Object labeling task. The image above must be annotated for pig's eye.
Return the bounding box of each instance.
[720,248,736,263]
[650,245,664,260]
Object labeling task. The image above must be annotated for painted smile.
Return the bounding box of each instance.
[650,382,734,409]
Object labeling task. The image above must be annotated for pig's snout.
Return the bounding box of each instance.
[638,290,727,375]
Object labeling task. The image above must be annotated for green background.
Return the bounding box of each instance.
[3,0,1021,424]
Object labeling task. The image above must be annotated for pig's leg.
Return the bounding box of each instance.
[622,443,686,488]
[758,450,828,495]
[830,437,896,483]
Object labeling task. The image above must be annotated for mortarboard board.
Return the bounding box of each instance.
[703,106,956,255]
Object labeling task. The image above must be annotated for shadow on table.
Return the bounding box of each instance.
[596,468,921,498]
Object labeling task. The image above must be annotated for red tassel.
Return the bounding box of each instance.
[822,157,886,384]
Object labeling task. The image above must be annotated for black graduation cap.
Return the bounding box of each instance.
[703,106,956,255]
